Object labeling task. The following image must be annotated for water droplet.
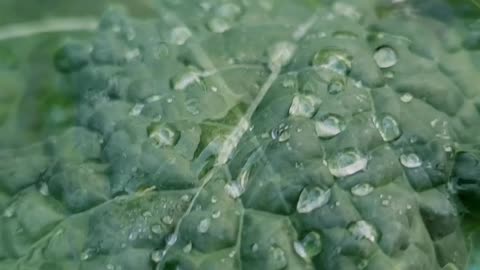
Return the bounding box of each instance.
[327,79,345,95]
[289,95,317,118]
[375,115,401,142]
[106,264,115,270]
[400,93,413,103]
[80,248,95,261]
[162,216,173,225]
[3,205,15,218]
[166,233,178,246]
[217,3,242,18]
[271,123,290,142]
[172,71,200,91]
[181,194,191,202]
[185,99,201,115]
[39,182,49,196]
[294,231,322,259]
[315,115,345,138]
[207,17,231,33]
[348,220,378,243]
[268,41,296,71]
[212,210,221,219]
[225,181,245,199]
[211,196,218,203]
[151,224,163,235]
[312,49,352,76]
[333,2,362,21]
[351,183,374,196]
[374,46,398,68]
[129,103,144,116]
[151,250,163,263]
[328,149,368,177]
[148,124,179,147]
[251,243,259,252]
[400,153,422,168]
[170,26,192,45]
[296,187,331,213]
[183,242,193,253]
[270,245,288,269]
[197,218,211,233]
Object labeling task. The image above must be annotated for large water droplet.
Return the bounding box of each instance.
[269,245,288,269]
[351,183,374,197]
[312,49,352,76]
[375,115,401,142]
[268,41,296,71]
[147,124,179,147]
[374,46,398,68]
[129,103,144,116]
[315,115,345,138]
[271,123,290,142]
[197,218,211,233]
[162,216,173,225]
[289,95,317,118]
[170,26,192,45]
[348,220,378,243]
[328,149,368,177]
[294,231,322,259]
[297,187,331,213]
[400,153,422,168]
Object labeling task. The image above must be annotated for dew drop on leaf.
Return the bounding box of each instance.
[269,245,288,269]
[197,218,211,233]
[147,124,179,147]
[225,181,245,199]
[172,71,200,91]
[348,220,378,243]
[207,17,231,33]
[294,231,322,259]
[162,215,173,225]
[374,46,398,68]
[151,250,163,263]
[289,95,317,118]
[312,49,352,76]
[151,224,163,235]
[271,123,290,142]
[268,41,296,71]
[400,153,422,168]
[297,187,331,213]
[183,242,193,253]
[170,26,192,45]
[327,79,345,95]
[328,149,368,177]
[129,103,144,116]
[315,115,345,138]
[351,183,374,197]
[400,93,413,103]
[375,115,401,142]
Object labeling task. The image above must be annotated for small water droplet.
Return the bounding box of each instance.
[148,124,179,147]
[151,250,163,263]
[374,46,398,68]
[315,115,345,138]
[333,2,362,21]
[294,231,322,259]
[296,187,331,213]
[327,79,345,95]
[268,41,296,71]
[312,49,352,76]
[172,71,200,91]
[400,153,422,168]
[80,248,95,261]
[375,115,401,142]
[106,263,115,270]
[170,26,192,45]
[129,103,144,116]
[166,233,178,246]
[289,95,317,118]
[351,183,374,196]
[225,181,245,199]
[270,245,288,269]
[251,243,259,252]
[348,220,378,243]
[211,196,218,203]
[197,218,211,233]
[207,17,231,33]
[151,224,163,235]
[271,123,290,142]
[183,242,193,253]
[328,149,368,177]
[162,215,173,225]
[400,93,413,103]
[39,182,49,196]
[212,210,221,219]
